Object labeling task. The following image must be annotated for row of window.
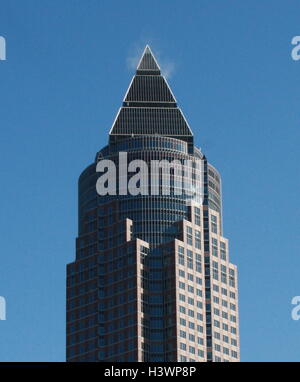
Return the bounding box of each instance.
[212,296,236,310]
[213,332,238,346]
[99,327,136,345]
[179,306,203,320]
[67,316,97,334]
[179,282,203,297]
[179,293,203,308]
[67,328,97,346]
[178,271,203,285]
[179,331,204,345]
[179,343,205,357]
[68,304,97,322]
[68,340,97,358]
[98,339,137,359]
[179,318,203,333]
[214,344,238,358]
[68,292,97,311]
[213,320,237,332]
[212,284,236,299]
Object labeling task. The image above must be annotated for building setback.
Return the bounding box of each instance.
[66,46,240,362]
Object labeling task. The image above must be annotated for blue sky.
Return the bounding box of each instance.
[0,0,300,361]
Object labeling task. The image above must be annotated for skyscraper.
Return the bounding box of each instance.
[66,46,240,362]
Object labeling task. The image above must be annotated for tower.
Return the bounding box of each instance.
[66,46,240,362]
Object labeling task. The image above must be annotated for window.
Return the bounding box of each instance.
[231,338,237,346]
[189,334,195,342]
[196,277,202,285]
[188,297,194,306]
[180,343,186,351]
[179,306,186,314]
[178,254,184,266]
[220,248,226,261]
[194,207,201,226]
[188,322,195,329]
[180,330,186,339]
[213,270,219,281]
[221,274,226,284]
[222,312,228,319]
[195,253,201,261]
[188,309,194,318]
[212,246,218,257]
[195,230,201,249]
[230,315,236,323]
[231,350,238,358]
[189,346,195,354]
[187,250,193,259]
[230,291,236,299]
[179,282,185,290]
[186,226,193,246]
[211,215,218,234]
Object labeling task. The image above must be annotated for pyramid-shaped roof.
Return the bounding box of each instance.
[137,45,161,72]
[109,45,193,145]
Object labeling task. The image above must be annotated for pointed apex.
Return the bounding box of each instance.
[137,45,161,73]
